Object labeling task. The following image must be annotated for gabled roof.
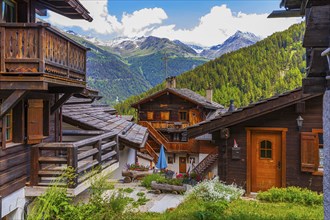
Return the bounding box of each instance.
[131,88,224,110]
[37,0,93,21]
[187,88,322,138]
[63,103,148,149]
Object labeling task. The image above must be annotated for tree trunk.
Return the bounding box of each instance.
[151,181,187,193]
[324,90,330,220]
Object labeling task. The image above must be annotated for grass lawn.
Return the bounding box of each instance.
[130,198,323,220]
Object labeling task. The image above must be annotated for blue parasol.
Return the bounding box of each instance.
[156,145,167,169]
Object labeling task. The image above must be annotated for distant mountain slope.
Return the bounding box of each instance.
[115,23,305,115]
[200,31,261,59]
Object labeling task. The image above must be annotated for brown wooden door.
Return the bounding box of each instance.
[179,157,186,173]
[251,131,281,192]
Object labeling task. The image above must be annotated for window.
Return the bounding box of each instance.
[147,111,154,120]
[301,129,323,174]
[4,110,12,143]
[160,111,170,121]
[168,156,173,164]
[260,140,272,159]
[179,111,188,121]
[2,0,17,22]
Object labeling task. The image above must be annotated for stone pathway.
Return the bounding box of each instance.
[110,180,185,213]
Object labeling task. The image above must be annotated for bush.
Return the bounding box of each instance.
[186,177,245,202]
[141,174,165,188]
[257,186,323,206]
[156,178,183,186]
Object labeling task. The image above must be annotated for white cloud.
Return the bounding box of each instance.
[150,5,302,46]
[44,2,301,47]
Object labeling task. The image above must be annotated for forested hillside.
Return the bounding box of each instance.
[115,23,305,115]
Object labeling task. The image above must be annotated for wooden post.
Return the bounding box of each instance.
[93,140,102,168]
[30,146,40,186]
[67,146,78,188]
[67,41,70,77]
[0,27,5,72]
[324,90,330,219]
[38,26,45,73]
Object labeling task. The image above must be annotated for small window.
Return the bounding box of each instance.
[2,0,17,22]
[160,111,170,121]
[179,111,188,121]
[260,140,272,159]
[168,156,173,164]
[147,111,154,120]
[4,110,13,143]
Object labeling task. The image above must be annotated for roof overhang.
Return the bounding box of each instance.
[187,89,322,138]
[36,0,93,22]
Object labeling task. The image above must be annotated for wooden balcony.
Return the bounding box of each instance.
[26,132,119,197]
[148,121,190,130]
[0,23,88,90]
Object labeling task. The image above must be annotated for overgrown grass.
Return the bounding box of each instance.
[141,174,165,188]
[257,186,323,206]
[130,199,323,220]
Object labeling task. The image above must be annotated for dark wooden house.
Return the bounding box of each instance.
[132,76,225,175]
[0,1,139,219]
[188,88,323,193]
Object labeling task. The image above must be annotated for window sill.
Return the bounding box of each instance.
[4,142,23,149]
[312,171,323,176]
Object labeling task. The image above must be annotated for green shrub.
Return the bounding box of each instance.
[156,178,183,186]
[257,186,323,206]
[137,192,145,197]
[186,177,245,202]
[119,187,134,194]
[141,174,165,188]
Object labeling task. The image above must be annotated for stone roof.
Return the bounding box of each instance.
[131,87,224,110]
[62,103,148,149]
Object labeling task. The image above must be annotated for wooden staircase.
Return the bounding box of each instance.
[140,121,169,150]
[145,142,159,163]
[192,149,218,176]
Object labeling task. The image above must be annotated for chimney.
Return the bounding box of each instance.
[166,76,176,88]
[206,88,213,102]
[228,100,235,112]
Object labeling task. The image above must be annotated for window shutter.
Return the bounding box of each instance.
[301,132,318,172]
[27,99,43,144]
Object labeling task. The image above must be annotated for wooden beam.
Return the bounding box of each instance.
[302,77,327,93]
[0,90,27,118]
[267,9,302,18]
[303,5,330,47]
[307,48,328,77]
[62,130,104,136]
[51,93,73,114]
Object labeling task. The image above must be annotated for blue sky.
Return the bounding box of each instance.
[108,0,280,28]
[44,0,301,47]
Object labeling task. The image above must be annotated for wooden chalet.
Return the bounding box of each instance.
[0,1,134,219]
[132,76,225,175]
[187,88,323,193]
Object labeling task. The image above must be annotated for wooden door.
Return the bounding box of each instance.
[189,109,200,125]
[179,157,186,173]
[251,131,281,192]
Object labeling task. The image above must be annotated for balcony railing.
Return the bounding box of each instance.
[0,23,87,86]
[29,132,118,191]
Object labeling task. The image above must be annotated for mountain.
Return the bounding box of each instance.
[107,36,198,58]
[115,23,305,116]
[200,31,261,59]
[64,33,207,104]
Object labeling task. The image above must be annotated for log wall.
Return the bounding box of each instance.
[218,96,323,191]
